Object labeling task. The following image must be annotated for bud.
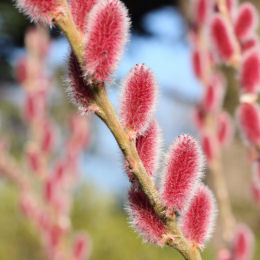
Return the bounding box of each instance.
[232,224,254,260]
[239,50,260,94]
[69,0,99,32]
[16,57,27,84]
[84,0,130,81]
[234,3,258,41]
[237,103,260,145]
[193,107,205,130]
[127,186,166,245]
[193,0,211,26]
[251,181,260,206]
[201,133,218,163]
[41,120,56,154]
[120,64,157,136]
[241,36,259,54]
[192,49,202,79]
[217,248,232,260]
[136,120,161,176]
[68,52,95,110]
[73,233,91,260]
[210,15,235,61]
[161,134,203,213]
[15,0,60,24]
[217,111,234,147]
[181,184,216,249]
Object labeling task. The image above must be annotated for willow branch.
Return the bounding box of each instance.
[54,3,201,260]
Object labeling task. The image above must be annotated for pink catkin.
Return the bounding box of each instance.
[194,107,205,130]
[217,111,233,147]
[239,50,260,94]
[201,133,218,163]
[192,49,202,79]
[128,186,166,245]
[68,52,94,109]
[232,224,254,260]
[41,120,55,154]
[251,181,260,206]
[161,134,203,213]
[210,15,235,61]
[120,64,157,136]
[135,120,160,176]
[234,3,258,41]
[237,103,260,145]
[194,0,210,25]
[181,184,216,248]
[73,233,90,260]
[69,0,98,32]
[16,57,27,84]
[241,36,259,54]
[16,0,60,24]
[217,249,232,260]
[203,71,225,112]
[84,0,130,81]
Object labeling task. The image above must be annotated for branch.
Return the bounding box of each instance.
[54,3,202,260]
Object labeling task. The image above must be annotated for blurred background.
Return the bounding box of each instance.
[0,0,260,259]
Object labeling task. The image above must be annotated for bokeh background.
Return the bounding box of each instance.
[0,0,260,259]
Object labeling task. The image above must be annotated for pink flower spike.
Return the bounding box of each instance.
[181,184,217,249]
[69,0,99,32]
[210,15,235,61]
[120,64,157,136]
[68,52,95,110]
[232,224,254,260]
[127,186,166,245]
[136,120,161,176]
[237,103,260,145]
[234,3,258,42]
[161,134,204,213]
[73,233,91,260]
[239,50,260,94]
[217,112,234,147]
[15,0,61,24]
[84,0,130,81]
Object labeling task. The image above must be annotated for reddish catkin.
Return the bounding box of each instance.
[239,50,260,94]
[120,64,157,136]
[136,120,161,176]
[69,0,99,32]
[232,224,254,260]
[237,103,260,145]
[192,49,202,79]
[128,186,166,245]
[73,233,90,260]
[181,184,216,249]
[217,249,232,260]
[210,15,235,61]
[234,3,258,41]
[15,0,60,24]
[84,0,130,81]
[201,133,218,163]
[241,36,259,54]
[161,134,203,213]
[194,0,210,25]
[68,52,94,110]
[217,111,234,147]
